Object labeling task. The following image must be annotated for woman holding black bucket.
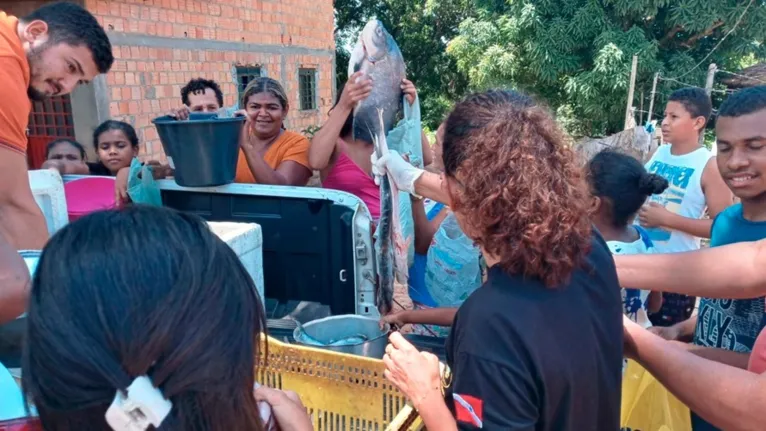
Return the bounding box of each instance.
[233,77,313,186]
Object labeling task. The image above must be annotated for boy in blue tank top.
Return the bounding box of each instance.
[639,88,734,328]
[655,86,766,431]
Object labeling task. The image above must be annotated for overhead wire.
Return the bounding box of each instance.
[666,0,755,80]
[716,69,766,86]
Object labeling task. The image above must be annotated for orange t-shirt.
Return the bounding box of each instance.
[0,12,31,154]
[234,130,311,184]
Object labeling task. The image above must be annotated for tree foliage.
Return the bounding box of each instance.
[447,0,766,136]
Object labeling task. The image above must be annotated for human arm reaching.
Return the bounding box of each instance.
[372,150,449,204]
[615,239,766,299]
[398,78,433,168]
[308,72,372,171]
[382,308,458,329]
[0,56,49,250]
[624,316,766,431]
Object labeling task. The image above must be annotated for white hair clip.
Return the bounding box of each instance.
[105,375,172,431]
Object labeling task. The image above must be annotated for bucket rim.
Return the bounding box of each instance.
[293,315,391,346]
[152,115,247,125]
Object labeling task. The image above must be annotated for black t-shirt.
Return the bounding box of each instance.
[444,231,623,430]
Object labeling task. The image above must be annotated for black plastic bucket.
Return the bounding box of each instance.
[153,113,246,187]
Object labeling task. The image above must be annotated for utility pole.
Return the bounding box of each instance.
[647,72,660,122]
[704,63,717,97]
[701,63,717,145]
[624,55,639,130]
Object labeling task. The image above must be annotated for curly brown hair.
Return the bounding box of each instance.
[442,90,592,287]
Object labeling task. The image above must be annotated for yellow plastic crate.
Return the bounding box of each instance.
[257,336,423,431]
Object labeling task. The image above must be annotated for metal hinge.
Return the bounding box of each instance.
[355,238,368,264]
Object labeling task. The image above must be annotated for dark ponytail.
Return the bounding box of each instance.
[587,149,669,228]
[23,206,266,430]
[638,172,669,196]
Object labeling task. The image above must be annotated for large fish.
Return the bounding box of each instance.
[373,109,410,316]
[348,20,406,145]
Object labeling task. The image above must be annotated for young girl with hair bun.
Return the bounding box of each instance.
[586,149,669,326]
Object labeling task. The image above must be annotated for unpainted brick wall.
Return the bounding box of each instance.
[0,0,61,17]
[84,0,335,161]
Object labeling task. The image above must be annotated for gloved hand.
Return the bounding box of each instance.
[371,150,425,195]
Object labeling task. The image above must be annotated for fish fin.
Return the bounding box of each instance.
[376,108,390,156]
[370,109,387,158]
[348,39,365,77]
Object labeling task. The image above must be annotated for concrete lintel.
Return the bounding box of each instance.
[108,32,334,58]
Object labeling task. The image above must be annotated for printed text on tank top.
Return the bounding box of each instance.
[641,145,712,253]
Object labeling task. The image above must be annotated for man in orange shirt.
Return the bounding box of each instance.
[0,2,112,322]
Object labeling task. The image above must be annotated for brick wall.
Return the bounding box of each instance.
[83,0,335,161]
[0,0,58,17]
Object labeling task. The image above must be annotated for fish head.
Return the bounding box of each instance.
[360,20,391,63]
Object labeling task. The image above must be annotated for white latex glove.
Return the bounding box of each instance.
[370,150,424,195]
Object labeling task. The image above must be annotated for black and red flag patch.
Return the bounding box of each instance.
[453,393,484,428]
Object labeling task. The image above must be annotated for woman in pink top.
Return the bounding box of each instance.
[309,73,431,221]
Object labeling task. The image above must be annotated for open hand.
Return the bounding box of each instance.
[340,72,373,111]
[383,332,441,409]
[638,202,671,228]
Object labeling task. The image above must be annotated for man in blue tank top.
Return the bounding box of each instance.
[657,87,766,430]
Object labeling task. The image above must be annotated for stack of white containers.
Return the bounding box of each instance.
[207,222,265,301]
[29,169,69,235]
[27,171,265,301]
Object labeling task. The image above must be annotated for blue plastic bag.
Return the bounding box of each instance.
[127,158,162,206]
[386,96,424,266]
[425,213,482,307]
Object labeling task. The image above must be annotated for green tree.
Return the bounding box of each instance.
[447,0,766,137]
[334,0,474,129]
